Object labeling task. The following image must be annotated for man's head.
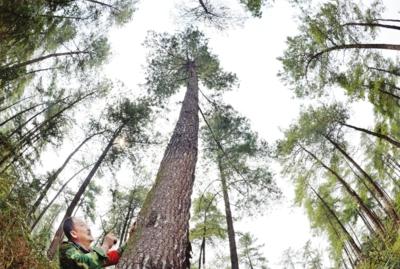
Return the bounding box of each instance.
[63,217,94,250]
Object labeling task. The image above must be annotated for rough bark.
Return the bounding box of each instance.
[117,62,199,269]
[47,125,124,259]
[218,157,239,269]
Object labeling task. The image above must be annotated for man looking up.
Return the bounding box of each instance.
[59,217,123,269]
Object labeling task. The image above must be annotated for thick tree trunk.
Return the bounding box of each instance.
[117,62,199,269]
[47,125,124,259]
[300,145,385,234]
[324,135,399,223]
[218,157,239,269]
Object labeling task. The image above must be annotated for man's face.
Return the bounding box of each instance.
[71,218,94,250]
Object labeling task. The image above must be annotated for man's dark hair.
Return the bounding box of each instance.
[63,217,75,241]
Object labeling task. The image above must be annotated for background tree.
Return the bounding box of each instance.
[238,232,270,269]
[47,98,151,259]
[201,104,279,269]
[190,192,226,269]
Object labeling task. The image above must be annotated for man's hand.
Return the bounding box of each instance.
[101,233,118,253]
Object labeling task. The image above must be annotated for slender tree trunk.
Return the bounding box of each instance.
[117,61,199,269]
[0,130,42,174]
[358,209,376,236]
[378,87,400,101]
[198,238,205,269]
[323,136,399,223]
[119,193,139,247]
[324,210,355,268]
[0,95,37,113]
[373,19,400,23]
[367,66,400,77]
[8,92,92,142]
[198,194,216,269]
[84,0,119,10]
[4,104,54,141]
[342,22,400,31]
[342,257,350,269]
[246,251,254,269]
[343,243,356,269]
[122,204,137,244]
[339,122,400,149]
[310,186,362,257]
[300,145,385,234]
[47,125,124,259]
[218,157,239,269]
[30,163,93,231]
[119,206,133,245]
[344,159,386,213]
[0,102,45,128]
[29,132,102,216]
[306,43,400,73]
[1,51,89,71]
[0,92,94,167]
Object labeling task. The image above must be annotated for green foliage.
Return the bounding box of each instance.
[144,28,237,101]
[202,105,279,215]
[0,0,135,99]
[280,241,323,269]
[279,0,387,98]
[190,193,226,242]
[276,102,399,265]
[238,232,270,269]
[104,97,152,167]
[0,173,57,269]
[101,184,148,244]
[240,0,265,17]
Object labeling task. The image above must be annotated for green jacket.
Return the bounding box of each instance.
[59,241,110,269]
